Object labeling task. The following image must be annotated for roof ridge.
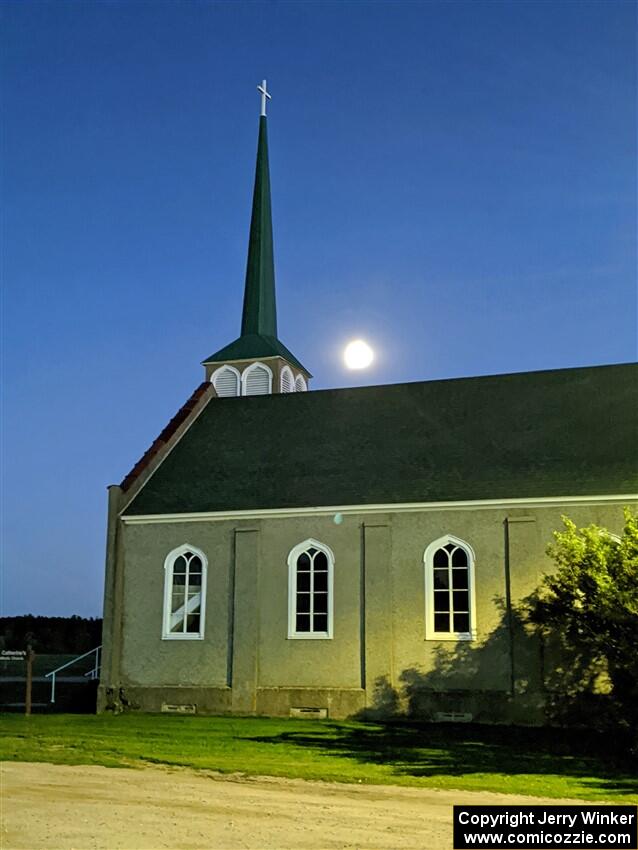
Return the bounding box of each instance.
[299,361,638,397]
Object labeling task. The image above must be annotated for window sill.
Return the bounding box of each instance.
[287,633,333,640]
[425,632,476,642]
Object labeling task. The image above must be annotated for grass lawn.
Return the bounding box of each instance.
[1,713,636,802]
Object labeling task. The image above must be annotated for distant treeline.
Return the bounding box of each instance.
[0,616,103,654]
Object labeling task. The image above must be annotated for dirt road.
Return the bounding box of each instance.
[2,761,586,850]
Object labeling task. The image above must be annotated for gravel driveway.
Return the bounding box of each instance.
[1,761,588,850]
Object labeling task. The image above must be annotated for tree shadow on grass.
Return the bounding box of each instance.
[248,720,638,794]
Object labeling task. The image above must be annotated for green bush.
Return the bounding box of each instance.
[529,509,638,749]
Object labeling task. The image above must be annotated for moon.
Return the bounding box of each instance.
[344,339,374,370]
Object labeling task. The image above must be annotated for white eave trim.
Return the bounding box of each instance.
[202,354,311,377]
[120,493,637,524]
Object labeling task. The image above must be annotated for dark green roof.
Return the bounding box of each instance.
[203,116,308,374]
[123,363,638,516]
[203,333,309,375]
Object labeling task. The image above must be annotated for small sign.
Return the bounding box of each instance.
[1,650,27,660]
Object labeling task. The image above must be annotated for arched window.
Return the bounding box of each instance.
[424,535,476,641]
[287,539,334,639]
[212,365,240,397]
[242,362,272,396]
[162,545,207,640]
[280,365,294,393]
[294,374,307,392]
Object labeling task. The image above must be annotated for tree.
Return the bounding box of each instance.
[529,508,638,743]
[0,616,103,653]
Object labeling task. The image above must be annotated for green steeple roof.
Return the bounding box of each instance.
[242,116,277,337]
[203,114,309,375]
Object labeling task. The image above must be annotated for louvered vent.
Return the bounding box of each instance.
[280,367,294,393]
[213,367,240,397]
[244,364,271,396]
[295,374,307,392]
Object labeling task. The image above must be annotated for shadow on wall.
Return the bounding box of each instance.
[362,597,544,726]
[363,594,624,733]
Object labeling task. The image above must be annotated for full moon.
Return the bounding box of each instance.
[344,339,374,370]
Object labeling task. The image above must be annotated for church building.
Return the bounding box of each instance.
[98,85,637,723]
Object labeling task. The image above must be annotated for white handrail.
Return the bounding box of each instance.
[45,645,102,704]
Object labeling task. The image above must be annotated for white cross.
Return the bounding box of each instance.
[257,79,271,117]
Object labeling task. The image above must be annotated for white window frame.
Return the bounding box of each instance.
[287,538,334,640]
[424,535,477,642]
[211,364,241,397]
[241,361,273,396]
[294,374,307,392]
[162,544,207,640]
[280,365,294,393]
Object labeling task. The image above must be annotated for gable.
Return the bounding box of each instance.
[122,363,638,515]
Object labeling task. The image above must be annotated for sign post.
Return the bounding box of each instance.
[25,646,35,715]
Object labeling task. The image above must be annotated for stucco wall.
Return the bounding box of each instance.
[100,499,635,722]
[119,521,235,687]
[257,517,362,689]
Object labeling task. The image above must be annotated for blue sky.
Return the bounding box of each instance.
[2,0,636,617]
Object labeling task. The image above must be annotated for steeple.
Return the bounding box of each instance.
[202,81,310,395]
[240,114,277,338]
